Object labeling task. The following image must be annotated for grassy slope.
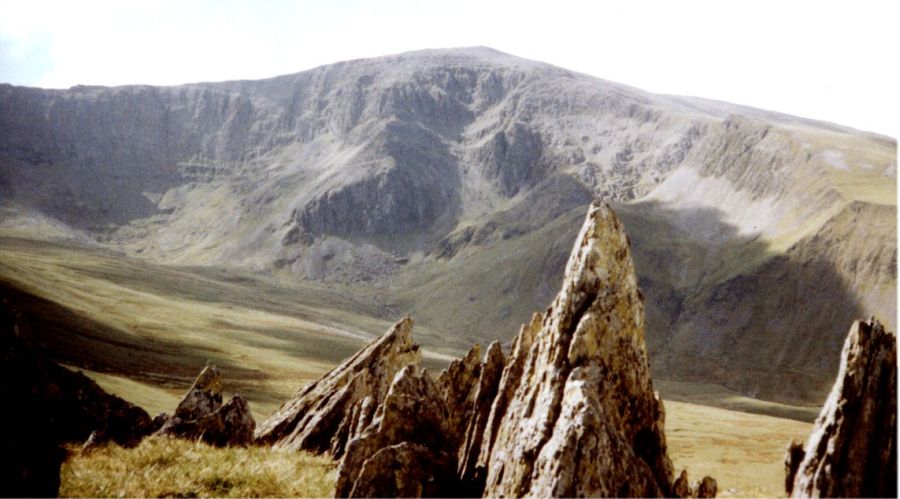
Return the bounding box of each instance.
[61,437,337,498]
[0,236,452,418]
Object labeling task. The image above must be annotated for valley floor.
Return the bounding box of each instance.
[2,234,816,497]
[665,400,811,498]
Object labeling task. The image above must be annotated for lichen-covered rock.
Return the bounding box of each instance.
[214,395,256,445]
[481,202,676,497]
[458,341,505,494]
[673,470,717,498]
[335,364,456,497]
[172,365,223,421]
[346,442,457,498]
[785,318,897,498]
[150,412,170,432]
[255,317,420,456]
[156,367,256,446]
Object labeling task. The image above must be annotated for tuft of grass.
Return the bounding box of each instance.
[60,437,337,498]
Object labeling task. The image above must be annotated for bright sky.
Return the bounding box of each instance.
[0,0,897,138]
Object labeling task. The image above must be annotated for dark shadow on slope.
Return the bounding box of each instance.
[615,200,878,407]
[0,282,271,401]
[406,195,879,412]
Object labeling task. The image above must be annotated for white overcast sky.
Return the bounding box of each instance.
[0,0,897,138]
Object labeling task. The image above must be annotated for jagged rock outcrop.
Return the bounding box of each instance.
[674,470,692,497]
[458,341,505,494]
[335,365,458,498]
[276,202,704,498]
[437,344,483,451]
[785,318,897,498]
[0,301,153,496]
[473,313,542,484]
[696,476,718,498]
[156,366,256,446]
[481,202,675,497]
[255,317,420,456]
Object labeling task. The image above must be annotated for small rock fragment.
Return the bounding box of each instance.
[673,470,691,498]
[696,476,718,498]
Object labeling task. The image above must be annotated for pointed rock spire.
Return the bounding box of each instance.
[482,201,675,497]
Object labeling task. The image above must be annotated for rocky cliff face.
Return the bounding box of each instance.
[785,318,897,498]
[0,47,895,404]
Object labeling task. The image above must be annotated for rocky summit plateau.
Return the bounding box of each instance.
[0,46,896,497]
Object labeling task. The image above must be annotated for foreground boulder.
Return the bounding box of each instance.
[156,365,256,446]
[481,202,675,497]
[785,318,897,498]
[255,317,420,456]
[0,301,153,496]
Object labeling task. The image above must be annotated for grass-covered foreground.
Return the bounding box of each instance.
[61,437,337,498]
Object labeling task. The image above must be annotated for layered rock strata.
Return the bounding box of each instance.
[457,341,505,494]
[785,318,897,498]
[335,365,458,497]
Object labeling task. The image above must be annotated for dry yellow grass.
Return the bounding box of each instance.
[665,400,813,498]
[61,437,337,498]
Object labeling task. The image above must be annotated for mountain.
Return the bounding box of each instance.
[0,47,895,405]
